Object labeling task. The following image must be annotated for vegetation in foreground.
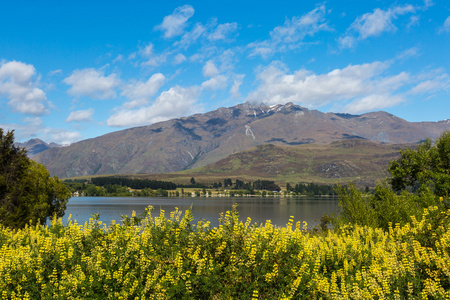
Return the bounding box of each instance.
[1,131,450,298]
[0,204,449,299]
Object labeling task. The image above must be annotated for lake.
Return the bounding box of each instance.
[64,196,340,228]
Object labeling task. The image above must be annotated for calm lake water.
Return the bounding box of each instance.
[64,196,339,228]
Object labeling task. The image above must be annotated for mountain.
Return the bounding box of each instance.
[144,140,407,187]
[15,138,61,158]
[34,102,450,178]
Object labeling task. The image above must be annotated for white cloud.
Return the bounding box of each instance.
[155,5,195,39]
[173,53,187,64]
[139,43,168,67]
[120,73,165,108]
[49,69,62,76]
[343,94,405,114]
[0,121,82,145]
[352,9,395,38]
[66,108,94,122]
[409,73,450,94]
[396,47,420,60]
[423,0,434,8]
[177,23,206,48]
[230,74,245,98]
[63,68,119,99]
[208,22,238,41]
[247,60,414,114]
[202,60,219,77]
[113,54,124,63]
[107,86,199,127]
[340,5,416,49]
[248,4,330,58]
[439,16,450,33]
[174,17,238,50]
[407,15,420,29]
[338,36,356,49]
[201,75,228,90]
[46,130,83,145]
[0,60,49,115]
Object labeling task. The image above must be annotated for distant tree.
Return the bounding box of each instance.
[0,129,71,228]
[190,177,196,185]
[286,183,292,191]
[223,178,232,188]
[235,179,244,189]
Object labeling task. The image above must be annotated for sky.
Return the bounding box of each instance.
[0,0,449,144]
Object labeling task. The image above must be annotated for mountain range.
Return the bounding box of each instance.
[15,139,61,158]
[33,102,450,180]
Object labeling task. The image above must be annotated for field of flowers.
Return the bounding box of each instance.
[1,205,450,299]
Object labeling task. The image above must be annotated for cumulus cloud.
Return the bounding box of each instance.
[63,68,119,99]
[120,73,165,108]
[248,4,330,58]
[247,60,416,113]
[107,86,199,127]
[46,130,83,145]
[66,108,94,122]
[0,60,49,116]
[155,5,195,38]
[340,5,416,49]
[202,60,219,77]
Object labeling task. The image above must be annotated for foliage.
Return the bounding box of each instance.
[334,132,450,230]
[389,131,450,197]
[91,176,176,190]
[0,129,70,228]
[1,206,450,298]
[334,184,378,228]
[288,182,337,196]
[334,182,443,230]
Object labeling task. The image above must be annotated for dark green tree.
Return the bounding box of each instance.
[190,177,196,185]
[0,129,71,228]
[389,131,450,197]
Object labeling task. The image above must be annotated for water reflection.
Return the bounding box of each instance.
[64,196,339,228]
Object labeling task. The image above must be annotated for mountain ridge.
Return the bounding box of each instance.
[15,138,62,157]
[33,102,450,178]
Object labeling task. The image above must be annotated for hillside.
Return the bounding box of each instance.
[119,140,406,188]
[34,102,450,178]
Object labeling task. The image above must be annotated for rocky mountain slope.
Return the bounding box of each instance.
[34,102,450,178]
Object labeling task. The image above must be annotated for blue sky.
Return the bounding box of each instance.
[1,0,449,144]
